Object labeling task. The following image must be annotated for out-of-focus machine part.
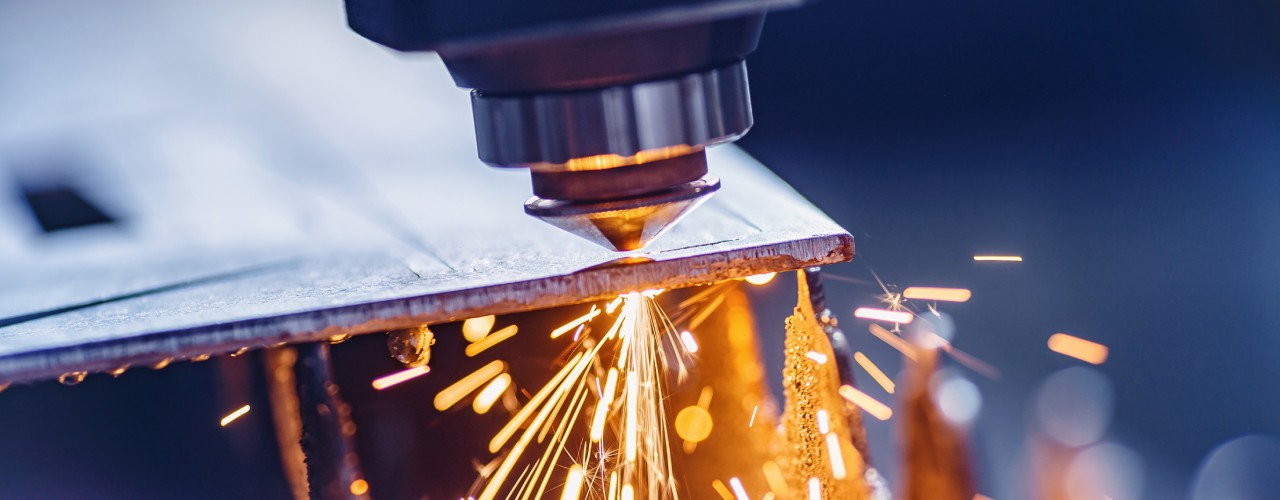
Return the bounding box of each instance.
[345,0,806,250]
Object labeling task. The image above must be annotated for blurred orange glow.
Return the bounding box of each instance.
[744,272,777,286]
[463,315,496,342]
[349,479,369,496]
[675,405,713,443]
[763,461,789,495]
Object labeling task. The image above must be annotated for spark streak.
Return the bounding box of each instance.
[466,325,518,357]
[902,287,971,302]
[839,384,893,421]
[490,352,584,453]
[371,366,431,390]
[560,464,584,500]
[853,352,895,394]
[729,477,750,500]
[590,398,610,442]
[973,255,1022,262]
[472,293,685,500]
[712,480,733,500]
[854,307,914,324]
[220,404,250,427]
[602,368,619,402]
[434,360,505,411]
[1047,333,1109,364]
[473,373,512,414]
[625,372,638,462]
[679,331,699,353]
[551,307,600,339]
[825,434,847,480]
[868,323,919,360]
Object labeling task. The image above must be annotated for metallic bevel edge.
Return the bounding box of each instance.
[0,233,852,384]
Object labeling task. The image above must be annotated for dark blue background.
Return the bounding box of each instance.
[741,1,1280,497]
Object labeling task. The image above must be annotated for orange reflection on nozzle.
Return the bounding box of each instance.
[1047,333,1109,364]
[536,145,702,172]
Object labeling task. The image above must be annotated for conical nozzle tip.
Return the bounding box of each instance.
[526,177,720,252]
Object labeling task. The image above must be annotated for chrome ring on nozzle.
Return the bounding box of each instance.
[471,61,752,167]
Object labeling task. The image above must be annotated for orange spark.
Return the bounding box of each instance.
[680,331,699,353]
[560,464,584,500]
[551,307,600,339]
[854,307,914,324]
[853,352,896,394]
[1047,333,1109,364]
[839,384,893,421]
[465,325,519,357]
[220,404,250,427]
[434,360,505,411]
[973,255,1022,262]
[868,323,919,361]
[473,373,513,414]
[903,287,972,302]
[371,366,431,390]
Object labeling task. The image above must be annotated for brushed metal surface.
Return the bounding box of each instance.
[0,0,852,383]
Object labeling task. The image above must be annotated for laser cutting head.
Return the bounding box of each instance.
[344,0,803,250]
